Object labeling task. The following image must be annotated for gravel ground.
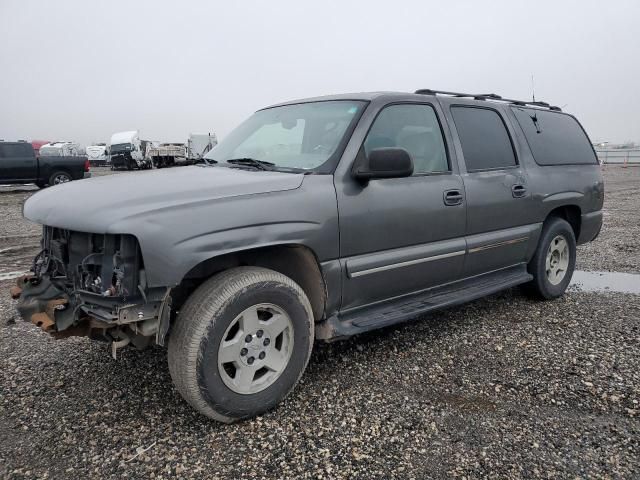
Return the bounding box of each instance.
[1,166,639,479]
[577,165,640,273]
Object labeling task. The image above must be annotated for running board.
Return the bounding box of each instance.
[316,264,532,341]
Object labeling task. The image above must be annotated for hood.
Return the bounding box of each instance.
[24,165,304,233]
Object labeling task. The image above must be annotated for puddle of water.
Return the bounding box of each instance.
[0,271,27,281]
[570,270,640,294]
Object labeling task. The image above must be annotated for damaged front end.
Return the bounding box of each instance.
[12,226,171,357]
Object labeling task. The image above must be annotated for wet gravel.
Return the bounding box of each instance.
[1,166,639,479]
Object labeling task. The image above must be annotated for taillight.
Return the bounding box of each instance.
[84,159,90,172]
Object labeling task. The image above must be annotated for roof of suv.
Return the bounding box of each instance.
[265,91,412,108]
[266,90,562,112]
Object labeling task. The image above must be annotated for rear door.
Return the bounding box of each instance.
[335,102,467,311]
[444,104,538,277]
[0,143,37,181]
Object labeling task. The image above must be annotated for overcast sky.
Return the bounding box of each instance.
[1,0,638,145]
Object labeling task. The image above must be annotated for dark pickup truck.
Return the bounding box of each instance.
[0,141,90,188]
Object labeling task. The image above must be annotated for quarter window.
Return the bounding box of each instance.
[511,107,597,165]
[364,104,448,174]
[451,107,516,171]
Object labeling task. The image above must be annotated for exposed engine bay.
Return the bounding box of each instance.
[12,226,171,357]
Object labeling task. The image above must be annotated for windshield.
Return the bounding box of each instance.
[110,143,132,154]
[204,100,365,171]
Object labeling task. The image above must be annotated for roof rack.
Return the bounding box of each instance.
[414,89,562,111]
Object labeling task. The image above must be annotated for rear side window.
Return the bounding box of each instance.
[451,106,517,171]
[511,107,597,165]
[0,143,33,158]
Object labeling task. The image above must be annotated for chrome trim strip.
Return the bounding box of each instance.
[467,237,529,254]
[349,250,466,278]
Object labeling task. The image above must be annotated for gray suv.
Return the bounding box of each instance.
[12,89,604,422]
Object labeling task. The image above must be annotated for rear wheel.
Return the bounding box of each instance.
[526,217,576,299]
[48,171,72,186]
[168,267,314,422]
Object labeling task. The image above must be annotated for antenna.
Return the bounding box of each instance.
[531,74,536,103]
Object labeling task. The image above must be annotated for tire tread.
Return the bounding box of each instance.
[168,267,313,422]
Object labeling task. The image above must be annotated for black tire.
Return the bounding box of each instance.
[168,267,314,423]
[48,171,72,186]
[525,217,576,299]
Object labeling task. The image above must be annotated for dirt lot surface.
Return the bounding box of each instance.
[1,166,639,479]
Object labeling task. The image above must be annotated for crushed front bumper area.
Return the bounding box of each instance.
[11,274,172,355]
[12,274,72,334]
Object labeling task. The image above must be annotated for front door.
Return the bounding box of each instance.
[335,102,467,312]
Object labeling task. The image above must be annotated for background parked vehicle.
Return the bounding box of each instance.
[109,131,151,170]
[30,140,50,157]
[0,140,90,187]
[38,142,82,157]
[86,143,109,166]
[187,133,217,163]
[149,134,218,168]
[149,143,187,168]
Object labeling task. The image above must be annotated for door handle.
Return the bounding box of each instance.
[443,189,463,206]
[511,184,527,198]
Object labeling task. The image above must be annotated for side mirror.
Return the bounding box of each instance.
[353,147,414,180]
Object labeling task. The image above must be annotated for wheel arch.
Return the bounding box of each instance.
[173,244,327,322]
[545,204,582,240]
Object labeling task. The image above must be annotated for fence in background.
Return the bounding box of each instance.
[596,149,640,165]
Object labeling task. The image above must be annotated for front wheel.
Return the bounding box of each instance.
[526,217,576,299]
[168,267,314,422]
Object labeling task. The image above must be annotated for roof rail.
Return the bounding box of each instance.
[414,89,562,111]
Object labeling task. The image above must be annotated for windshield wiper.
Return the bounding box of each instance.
[226,158,275,171]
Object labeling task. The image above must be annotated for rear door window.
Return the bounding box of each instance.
[451,106,517,171]
[511,107,597,165]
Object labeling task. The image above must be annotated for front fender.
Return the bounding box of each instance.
[132,175,339,287]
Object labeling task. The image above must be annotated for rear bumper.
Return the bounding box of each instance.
[578,210,603,244]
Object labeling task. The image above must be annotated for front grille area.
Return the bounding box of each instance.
[37,226,142,299]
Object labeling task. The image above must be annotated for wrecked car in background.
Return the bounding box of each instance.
[109,130,152,170]
[12,90,603,423]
